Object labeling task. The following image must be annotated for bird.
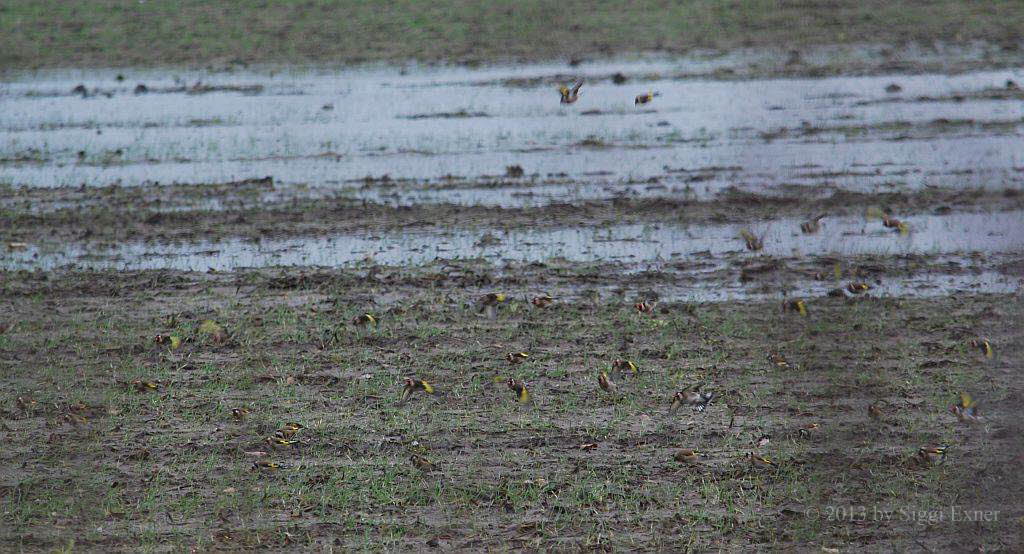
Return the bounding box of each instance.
[674,449,700,464]
[950,393,982,424]
[231,408,250,421]
[766,352,790,369]
[914,446,948,466]
[781,299,807,316]
[739,229,764,251]
[399,378,435,404]
[800,214,826,234]
[882,216,909,235]
[131,380,159,392]
[798,423,820,438]
[748,452,775,469]
[634,92,660,105]
[506,352,529,365]
[867,403,884,422]
[480,292,506,306]
[275,422,304,439]
[478,292,506,318]
[670,385,715,413]
[969,338,993,359]
[611,359,638,375]
[847,282,871,294]
[266,437,299,449]
[409,454,435,471]
[252,461,281,471]
[598,371,617,394]
[531,294,554,308]
[63,413,88,426]
[634,301,655,314]
[507,378,530,403]
[559,81,583,104]
[351,313,376,327]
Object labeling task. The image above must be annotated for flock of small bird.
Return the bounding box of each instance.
[342,288,993,473]
[557,79,660,106]
[236,79,990,474]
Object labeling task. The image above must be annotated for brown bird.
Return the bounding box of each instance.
[231,408,250,421]
[781,299,807,316]
[670,385,715,413]
[611,359,639,375]
[798,423,820,438]
[882,216,909,235]
[399,378,435,404]
[847,282,871,294]
[868,403,884,422]
[409,454,436,471]
[531,294,554,308]
[131,380,159,392]
[740,229,764,251]
[351,313,376,327]
[766,352,790,369]
[274,422,304,439]
[969,338,993,359]
[674,449,700,464]
[478,292,507,318]
[598,371,617,394]
[914,446,948,466]
[748,452,775,469]
[800,214,826,234]
[559,80,584,104]
[506,352,529,365]
[507,378,530,403]
[266,437,299,449]
[634,91,660,105]
[634,301,655,314]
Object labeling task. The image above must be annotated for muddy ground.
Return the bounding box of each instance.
[0,265,1021,551]
[2,27,1023,553]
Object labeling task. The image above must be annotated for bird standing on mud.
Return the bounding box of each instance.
[507,378,530,403]
[611,359,639,375]
[531,294,554,309]
[748,452,775,469]
[559,81,583,104]
[478,292,506,318]
[506,352,529,365]
[781,299,807,316]
[634,92,659,105]
[914,446,947,466]
[969,338,993,359]
[598,371,618,394]
[674,449,700,464]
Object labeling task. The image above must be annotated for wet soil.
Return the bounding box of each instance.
[1,51,1022,551]
[0,266,1021,551]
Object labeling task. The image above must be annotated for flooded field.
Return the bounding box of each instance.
[3,57,1022,300]
[2,45,1023,552]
